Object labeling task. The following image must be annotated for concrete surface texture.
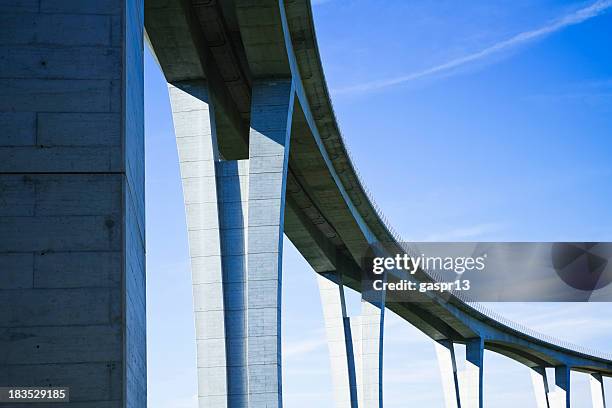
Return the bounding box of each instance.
[0,0,146,407]
[169,79,295,407]
[146,1,611,407]
[0,1,610,408]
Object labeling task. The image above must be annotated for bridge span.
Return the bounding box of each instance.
[145,1,612,407]
[0,0,607,407]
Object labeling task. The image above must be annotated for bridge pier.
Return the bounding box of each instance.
[0,0,146,406]
[434,340,462,408]
[590,373,606,408]
[169,79,295,408]
[317,274,384,408]
[435,338,484,408]
[548,366,571,408]
[529,365,609,408]
[318,273,358,408]
[530,365,577,408]
[530,367,552,408]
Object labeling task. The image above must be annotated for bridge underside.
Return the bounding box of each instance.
[0,1,609,407]
[145,0,612,407]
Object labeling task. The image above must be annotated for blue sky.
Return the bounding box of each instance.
[144,1,612,406]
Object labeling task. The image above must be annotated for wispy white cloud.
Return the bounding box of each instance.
[283,336,327,359]
[334,0,612,94]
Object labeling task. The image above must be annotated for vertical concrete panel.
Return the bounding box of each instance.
[349,317,363,408]
[217,159,248,407]
[358,301,384,408]
[123,1,146,407]
[318,273,383,408]
[462,338,484,408]
[317,274,357,408]
[530,367,551,408]
[169,82,230,408]
[436,338,483,408]
[246,80,294,408]
[553,366,571,408]
[435,341,461,408]
[589,373,606,408]
[170,79,294,407]
[0,1,146,407]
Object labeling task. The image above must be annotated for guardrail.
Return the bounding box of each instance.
[329,102,612,363]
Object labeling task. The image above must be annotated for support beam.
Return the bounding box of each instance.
[530,367,551,408]
[318,274,384,408]
[434,340,461,408]
[549,366,571,408]
[463,338,484,408]
[246,79,295,408]
[435,338,484,408]
[169,79,294,408]
[317,273,358,408]
[169,81,231,407]
[357,299,385,408]
[590,373,606,408]
[0,1,146,407]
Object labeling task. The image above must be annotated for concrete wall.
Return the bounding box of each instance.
[0,1,146,407]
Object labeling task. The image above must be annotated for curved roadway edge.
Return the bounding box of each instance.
[145,0,612,378]
[278,0,612,374]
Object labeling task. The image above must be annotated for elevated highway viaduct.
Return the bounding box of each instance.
[0,1,608,408]
[145,0,612,407]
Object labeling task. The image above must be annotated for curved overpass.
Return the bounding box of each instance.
[145,0,611,406]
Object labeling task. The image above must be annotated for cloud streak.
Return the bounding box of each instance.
[283,336,327,359]
[335,0,612,94]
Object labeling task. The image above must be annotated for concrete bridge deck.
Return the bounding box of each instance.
[2,0,608,407]
[146,0,612,373]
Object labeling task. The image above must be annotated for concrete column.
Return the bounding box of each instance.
[434,340,461,408]
[318,275,384,408]
[462,338,484,408]
[530,367,551,408]
[317,274,358,408]
[590,373,606,408]
[435,339,483,408]
[357,300,384,408]
[549,366,571,408]
[169,79,294,408]
[169,81,233,407]
[0,1,146,407]
[246,80,294,408]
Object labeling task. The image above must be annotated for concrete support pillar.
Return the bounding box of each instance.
[434,340,461,408]
[246,80,295,408]
[318,274,384,408]
[463,338,484,408]
[169,81,232,407]
[435,338,483,408]
[548,366,571,408]
[169,79,294,408]
[530,366,575,408]
[317,274,358,408]
[356,300,385,408]
[590,373,606,408]
[318,275,384,408]
[530,367,551,408]
[0,1,146,407]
